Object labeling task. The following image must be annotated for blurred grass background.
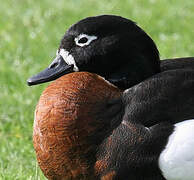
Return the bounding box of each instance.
[0,0,194,179]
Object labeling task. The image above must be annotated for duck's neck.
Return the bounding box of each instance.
[108,55,161,89]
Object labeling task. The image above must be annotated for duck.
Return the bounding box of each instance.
[27,15,194,179]
[27,15,194,90]
[34,71,194,180]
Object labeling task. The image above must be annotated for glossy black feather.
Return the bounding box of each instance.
[96,68,194,179]
[59,15,160,89]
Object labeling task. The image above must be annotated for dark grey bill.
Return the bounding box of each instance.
[27,55,74,86]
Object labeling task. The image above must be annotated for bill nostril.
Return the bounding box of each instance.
[49,62,58,69]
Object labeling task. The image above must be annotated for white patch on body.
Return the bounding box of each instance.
[159,119,194,180]
[59,49,79,71]
[75,34,97,47]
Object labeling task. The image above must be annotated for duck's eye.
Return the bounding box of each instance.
[75,34,97,47]
[78,37,88,44]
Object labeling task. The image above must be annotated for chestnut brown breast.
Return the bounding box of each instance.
[33,72,122,180]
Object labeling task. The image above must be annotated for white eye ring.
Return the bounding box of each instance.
[75,34,97,47]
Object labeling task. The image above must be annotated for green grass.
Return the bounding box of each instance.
[0,0,194,179]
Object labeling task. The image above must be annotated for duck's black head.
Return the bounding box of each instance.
[27,15,160,89]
